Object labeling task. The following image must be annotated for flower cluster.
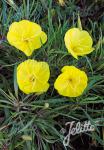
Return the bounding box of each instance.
[7,20,94,97]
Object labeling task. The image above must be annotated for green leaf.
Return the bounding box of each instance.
[14,65,18,99]
[77,13,82,30]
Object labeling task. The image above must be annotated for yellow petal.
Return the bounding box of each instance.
[28,31,47,50]
[64,28,79,50]
[68,48,78,59]
[33,61,50,82]
[61,66,77,73]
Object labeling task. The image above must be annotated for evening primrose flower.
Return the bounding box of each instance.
[64,28,94,59]
[7,20,47,56]
[57,0,65,6]
[17,59,50,94]
[54,66,88,97]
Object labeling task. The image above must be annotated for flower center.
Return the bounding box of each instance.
[24,39,29,43]
[29,75,35,82]
[68,78,73,83]
[72,47,78,53]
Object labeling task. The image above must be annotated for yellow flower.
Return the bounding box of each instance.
[54,66,88,97]
[57,0,65,6]
[17,59,50,94]
[7,20,47,56]
[64,28,94,59]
